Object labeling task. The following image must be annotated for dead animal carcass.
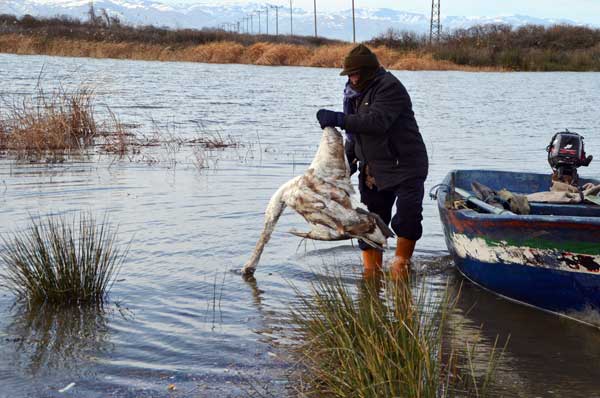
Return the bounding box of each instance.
[242,127,394,277]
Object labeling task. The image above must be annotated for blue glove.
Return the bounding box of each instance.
[316,109,345,129]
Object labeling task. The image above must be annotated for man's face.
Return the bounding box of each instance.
[349,73,360,86]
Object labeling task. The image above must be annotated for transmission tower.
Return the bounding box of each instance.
[429,0,441,44]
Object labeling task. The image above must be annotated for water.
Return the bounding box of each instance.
[1,53,600,397]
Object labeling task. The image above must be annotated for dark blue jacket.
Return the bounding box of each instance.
[345,70,428,190]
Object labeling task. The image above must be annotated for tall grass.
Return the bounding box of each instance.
[0,84,97,159]
[0,213,127,305]
[0,81,139,160]
[0,34,487,70]
[291,274,502,397]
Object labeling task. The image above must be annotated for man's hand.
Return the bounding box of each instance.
[316,109,345,129]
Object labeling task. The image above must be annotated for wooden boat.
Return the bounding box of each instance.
[435,169,600,326]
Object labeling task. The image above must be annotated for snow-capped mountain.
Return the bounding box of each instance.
[0,0,579,41]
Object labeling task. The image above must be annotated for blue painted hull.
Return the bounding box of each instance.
[437,169,600,324]
[456,257,600,314]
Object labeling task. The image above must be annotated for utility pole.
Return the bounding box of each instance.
[352,0,356,43]
[256,10,261,35]
[250,14,254,34]
[257,10,262,34]
[265,6,269,35]
[313,0,317,37]
[271,5,282,36]
[88,1,97,24]
[429,0,441,44]
[289,0,293,36]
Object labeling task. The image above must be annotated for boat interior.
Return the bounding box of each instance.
[448,169,600,217]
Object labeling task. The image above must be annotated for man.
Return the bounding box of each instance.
[316,44,428,278]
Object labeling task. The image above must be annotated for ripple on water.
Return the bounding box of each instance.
[1,54,600,397]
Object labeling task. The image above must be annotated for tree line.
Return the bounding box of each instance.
[369,24,600,71]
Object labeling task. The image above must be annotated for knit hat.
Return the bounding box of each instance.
[339,44,380,76]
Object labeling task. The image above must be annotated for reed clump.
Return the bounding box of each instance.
[291,274,501,397]
[181,40,246,63]
[0,213,127,305]
[0,84,98,159]
[0,83,137,160]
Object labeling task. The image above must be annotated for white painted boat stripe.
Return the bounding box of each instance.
[451,233,600,275]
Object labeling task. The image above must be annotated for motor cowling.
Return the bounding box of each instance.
[547,131,593,184]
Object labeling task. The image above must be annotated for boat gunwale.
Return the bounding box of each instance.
[437,169,600,226]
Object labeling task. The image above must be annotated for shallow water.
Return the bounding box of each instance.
[1,53,600,397]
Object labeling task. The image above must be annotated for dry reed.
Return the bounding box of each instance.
[4,14,600,71]
[0,84,97,159]
[0,81,141,160]
[0,34,497,71]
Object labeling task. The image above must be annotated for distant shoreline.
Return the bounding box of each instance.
[1,14,599,72]
[0,35,498,72]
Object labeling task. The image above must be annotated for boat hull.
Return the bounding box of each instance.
[437,170,600,323]
[455,249,600,315]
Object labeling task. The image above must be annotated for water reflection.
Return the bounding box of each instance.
[5,303,113,376]
[452,276,600,397]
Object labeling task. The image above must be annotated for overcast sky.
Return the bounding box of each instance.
[170,0,599,25]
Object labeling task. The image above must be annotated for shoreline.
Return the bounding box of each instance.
[0,34,503,72]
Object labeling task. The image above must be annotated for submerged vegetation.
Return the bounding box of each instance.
[3,13,599,71]
[0,81,240,165]
[291,274,503,397]
[0,213,127,305]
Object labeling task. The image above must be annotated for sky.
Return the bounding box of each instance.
[167,0,600,25]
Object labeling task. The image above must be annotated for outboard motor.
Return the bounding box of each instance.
[547,131,593,185]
